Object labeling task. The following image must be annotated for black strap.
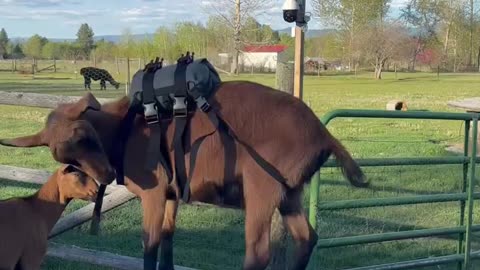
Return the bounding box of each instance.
[171,62,191,200]
[180,111,219,202]
[141,64,174,183]
[182,131,214,202]
[90,183,107,235]
[145,123,173,181]
[142,70,156,105]
[206,110,290,187]
[112,96,142,186]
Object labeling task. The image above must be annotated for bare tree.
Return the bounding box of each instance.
[311,0,391,69]
[358,23,413,79]
[201,0,274,74]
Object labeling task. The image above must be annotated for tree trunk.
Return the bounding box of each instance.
[444,23,451,57]
[453,35,458,72]
[375,59,384,80]
[477,46,480,72]
[349,4,356,71]
[270,209,288,270]
[231,0,241,75]
[275,61,294,93]
[469,0,474,67]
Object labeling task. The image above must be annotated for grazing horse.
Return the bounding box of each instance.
[0,57,368,270]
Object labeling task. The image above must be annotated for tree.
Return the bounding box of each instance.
[312,0,392,69]
[175,22,208,57]
[278,33,295,61]
[58,42,82,60]
[358,23,413,79]
[76,23,95,59]
[400,0,445,71]
[202,0,274,74]
[0,28,9,59]
[23,34,48,59]
[118,28,137,58]
[42,42,62,59]
[93,39,117,62]
[10,44,24,59]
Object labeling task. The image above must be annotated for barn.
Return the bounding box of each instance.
[217,45,289,72]
[239,45,289,72]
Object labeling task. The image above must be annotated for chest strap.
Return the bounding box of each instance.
[142,57,174,184]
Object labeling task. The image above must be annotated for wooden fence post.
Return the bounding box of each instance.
[126,57,131,95]
[275,61,294,94]
[54,59,57,73]
[32,58,36,74]
[271,209,288,269]
[270,60,295,270]
[115,57,120,74]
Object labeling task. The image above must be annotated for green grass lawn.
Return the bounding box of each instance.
[1,70,480,269]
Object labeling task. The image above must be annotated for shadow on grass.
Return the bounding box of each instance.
[0,178,41,190]
[32,77,74,80]
[320,178,459,196]
[44,195,480,270]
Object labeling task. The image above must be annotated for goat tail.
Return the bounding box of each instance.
[330,137,369,188]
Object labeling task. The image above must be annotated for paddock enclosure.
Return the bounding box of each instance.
[1,71,480,269]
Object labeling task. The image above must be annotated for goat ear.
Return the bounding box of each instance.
[0,131,47,147]
[61,164,81,174]
[64,92,101,119]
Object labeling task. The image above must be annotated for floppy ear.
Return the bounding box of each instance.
[61,164,82,174]
[0,131,47,147]
[64,92,101,119]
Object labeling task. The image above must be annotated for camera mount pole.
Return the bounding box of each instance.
[294,0,306,100]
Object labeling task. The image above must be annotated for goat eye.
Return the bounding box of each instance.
[77,137,100,151]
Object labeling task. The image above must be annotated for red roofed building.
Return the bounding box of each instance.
[243,45,289,53]
[218,44,290,72]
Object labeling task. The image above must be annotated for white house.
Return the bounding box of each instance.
[218,45,289,72]
[239,45,289,71]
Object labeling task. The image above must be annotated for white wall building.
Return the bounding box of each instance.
[218,45,289,72]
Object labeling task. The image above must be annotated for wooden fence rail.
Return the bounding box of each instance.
[47,243,197,270]
[0,90,114,109]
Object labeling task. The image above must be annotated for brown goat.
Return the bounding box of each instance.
[0,164,99,270]
[0,80,368,270]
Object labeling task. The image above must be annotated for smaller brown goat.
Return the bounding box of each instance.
[0,164,99,270]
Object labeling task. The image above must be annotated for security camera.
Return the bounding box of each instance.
[282,0,299,23]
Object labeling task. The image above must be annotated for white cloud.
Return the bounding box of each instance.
[390,0,408,9]
[0,0,79,7]
[0,8,102,20]
[120,6,184,22]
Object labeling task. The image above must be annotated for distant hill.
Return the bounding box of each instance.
[276,27,336,38]
[10,28,335,44]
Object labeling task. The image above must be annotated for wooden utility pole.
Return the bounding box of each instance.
[294,0,306,100]
[232,0,241,75]
[469,0,474,67]
[126,57,131,95]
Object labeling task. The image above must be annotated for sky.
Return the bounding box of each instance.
[0,0,410,39]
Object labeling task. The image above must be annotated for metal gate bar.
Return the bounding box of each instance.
[308,109,480,270]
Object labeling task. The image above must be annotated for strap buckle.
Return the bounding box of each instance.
[173,96,188,118]
[143,102,159,124]
[195,96,211,112]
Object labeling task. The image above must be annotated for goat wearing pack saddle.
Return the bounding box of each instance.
[0,51,369,270]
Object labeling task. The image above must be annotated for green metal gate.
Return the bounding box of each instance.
[308,109,480,270]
